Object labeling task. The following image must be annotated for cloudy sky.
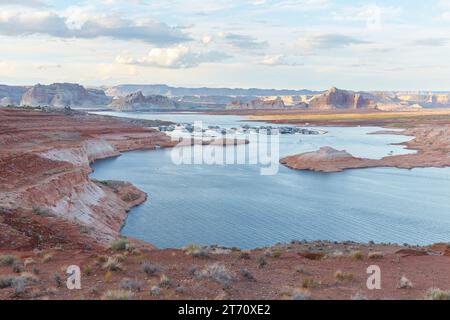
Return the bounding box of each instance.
[1,0,450,90]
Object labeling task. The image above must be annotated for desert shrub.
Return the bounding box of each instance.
[351,292,369,300]
[238,251,251,260]
[12,261,24,273]
[54,272,62,288]
[150,285,161,296]
[368,251,384,260]
[32,206,52,217]
[198,263,234,288]
[0,276,14,288]
[425,288,450,300]
[272,248,283,259]
[109,238,129,251]
[257,257,267,269]
[140,261,160,276]
[120,278,143,292]
[102,290,134,300]
[0,255,18,266]
[12,277,27,296]
[102,257,123,272]
[302,278,320,289]
[240,269,256,282]
[24,258,35,267]
[159,274,171,288]
[83,265,93,276]
[42,253,53,263]
[351,251,364,260]
[334,270,355,282]
[183,244,209,258]
[292,289,312,300]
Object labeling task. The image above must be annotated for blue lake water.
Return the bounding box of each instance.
[90,112,450,249]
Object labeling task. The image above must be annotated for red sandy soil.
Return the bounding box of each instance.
[1,107,450,300]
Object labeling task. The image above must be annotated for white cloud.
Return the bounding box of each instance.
[0,9,190,45]
[297,34,369,51]
[221,32,267,50]
[115,45,231,68]
[260,54,302,66]
[0,0,47,7]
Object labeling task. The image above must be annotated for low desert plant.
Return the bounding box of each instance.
[291,289,312,300]
[238,251,251,260]
[102,289,134,300]
[0,255,18,266]
[183,244,209,258]
[425,288,450,300]
[335,270,354,282]
[0,276,14,289]
[159,274,171,288]
[351,292,369,300]
[257,257,267,269]
[120,278,143,292]
[368,251,384,260]
[32,206,52,217]
[102,256,123,271]
[140,261,160,276]
[351,251,364,260]
[54,272,62,288]
[150,285,161,296]
[42,253,53,263]
[240,268,256,282]
[198,263,234,288]
[302,278,320,289]
[109,238,129,251]
[12,261,24,273]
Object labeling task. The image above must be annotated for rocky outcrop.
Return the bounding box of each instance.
[308,87,378,110]
[0,85,28,106]
[227,97,287,110]
[0,108,173,246]
[20,83,111,108]
[109,91,178,111]
[280,125,450,173]
[280,147,372,172]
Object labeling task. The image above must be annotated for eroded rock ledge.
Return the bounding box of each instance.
[280,126,450,173]
[0,108,174,248]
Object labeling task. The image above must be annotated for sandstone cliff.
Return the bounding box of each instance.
[0,108,174,246]
[20,83,111,108]
[109,91,178,111]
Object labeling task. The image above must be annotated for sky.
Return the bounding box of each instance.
[1,0,450,90]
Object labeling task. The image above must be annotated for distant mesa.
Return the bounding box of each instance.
[109,91,178,111]
[19,83,111,108]
[1,83,450,111]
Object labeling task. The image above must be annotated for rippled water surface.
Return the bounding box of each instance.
[90,112,450,248]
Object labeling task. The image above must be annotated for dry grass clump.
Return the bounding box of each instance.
[291,289,312,300]
[334,270,355,282]
[425,288,450,300]
[0,255,18,266]
[140,261,160,276]
[102,256,123,272]
[102,289,134,300]
[368,251,384,260]
[159,274,171,288]
[109,238,129,252]
[42,253,53,263]
[350,251,364,260]
[198,263,234,288]
[120,278,143,292]
[302,278,320,289]
[183,244,210,258]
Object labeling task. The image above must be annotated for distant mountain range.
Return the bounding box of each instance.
[1,82,450,111]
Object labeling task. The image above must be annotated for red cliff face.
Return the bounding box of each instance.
[0,108,173,247]
[308,87,376,110]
